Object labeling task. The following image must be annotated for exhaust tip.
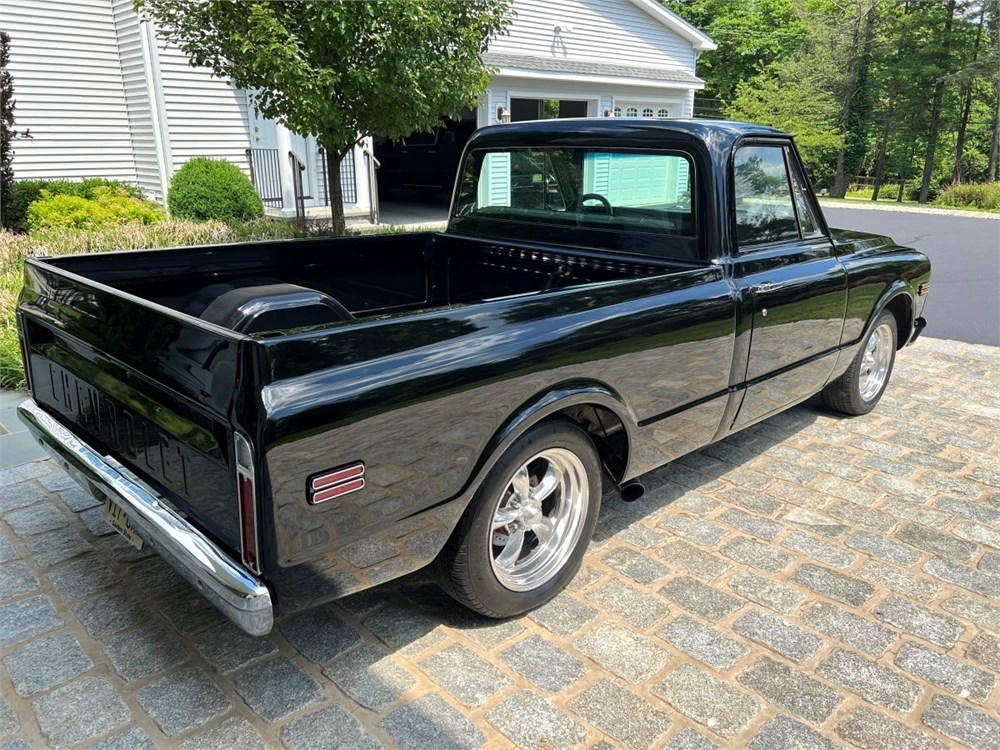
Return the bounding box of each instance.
[620,481,645,502]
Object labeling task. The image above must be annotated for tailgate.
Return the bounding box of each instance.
[18,257,248,552]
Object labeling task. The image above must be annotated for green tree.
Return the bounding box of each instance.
[827,0,880,197]
[1,31,31,229]
[136,0,512,233]
[664,0,809,108]
[727,58,841,186]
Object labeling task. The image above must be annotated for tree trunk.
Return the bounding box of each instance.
[953,3,985,183]
[990,8,1000,182]
[990,88,1000,181]
[832,2,865,199]
[325,147,347,236]
[871,100,894,201]
[919,0,956,203]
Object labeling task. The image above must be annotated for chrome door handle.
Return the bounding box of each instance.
[752,281,783,294]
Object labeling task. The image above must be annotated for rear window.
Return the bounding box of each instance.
[451,146,701,261]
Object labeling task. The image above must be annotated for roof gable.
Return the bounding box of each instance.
[489,0,714,72]
[625,0,717,51]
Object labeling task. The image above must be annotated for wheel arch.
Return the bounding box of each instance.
[866,283,913,349]
[468,381,638,494]
[883,291,912,350]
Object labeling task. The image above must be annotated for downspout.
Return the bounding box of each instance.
[139,19,173,204]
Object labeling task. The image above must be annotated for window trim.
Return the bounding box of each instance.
[783,144,830,239]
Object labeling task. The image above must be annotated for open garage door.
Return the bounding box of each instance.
[373,110,477,210]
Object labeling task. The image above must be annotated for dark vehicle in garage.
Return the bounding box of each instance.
[16,119,930,635]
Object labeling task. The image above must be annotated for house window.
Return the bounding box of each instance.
[616,103,674,119]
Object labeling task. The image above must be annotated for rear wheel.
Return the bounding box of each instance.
[436,420,601,617]
[822,310,897,415]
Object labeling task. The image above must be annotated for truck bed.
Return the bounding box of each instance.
[43,232,679,331]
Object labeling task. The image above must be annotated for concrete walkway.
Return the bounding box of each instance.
[0,337,998,749]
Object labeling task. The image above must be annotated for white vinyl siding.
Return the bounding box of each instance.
[157,45,253,175]
[0,0,138,183]
[490,0,695,71]
[1,0,709,216]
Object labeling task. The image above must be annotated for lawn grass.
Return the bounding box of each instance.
[820,195,1000,214]
[0,219,343,390]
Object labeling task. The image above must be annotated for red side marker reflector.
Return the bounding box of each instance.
[238,472,259,573]
[311,464,365,491]
[309,463,365,504]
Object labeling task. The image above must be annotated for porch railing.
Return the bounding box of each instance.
[289,150,312,224]
[244,148,283,208]
[247,145,372,223]
[317,148,359,206]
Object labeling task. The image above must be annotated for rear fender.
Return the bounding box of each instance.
[829,283,914,386]
[864,283,914,349]
[466,381,638,495]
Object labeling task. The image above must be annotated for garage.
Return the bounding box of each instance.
[371,0,714,222]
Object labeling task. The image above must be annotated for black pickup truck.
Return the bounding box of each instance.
[16,119,930,635]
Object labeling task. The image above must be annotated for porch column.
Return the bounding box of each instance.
[275,123,297,216]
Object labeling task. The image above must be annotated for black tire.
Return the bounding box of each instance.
[822,310,897,416]
[435,420,602,618]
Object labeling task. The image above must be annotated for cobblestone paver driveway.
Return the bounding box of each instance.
[1,337,998,749]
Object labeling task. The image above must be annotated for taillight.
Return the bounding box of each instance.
[234,433,260,574]
[16,314,32,393]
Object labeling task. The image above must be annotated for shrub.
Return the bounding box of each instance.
[167,157,263,223]
[875,183,900,201]
[935,181,1000,211]
[26,186,164,231]
[906,182,939,202]
[3,177,146,232]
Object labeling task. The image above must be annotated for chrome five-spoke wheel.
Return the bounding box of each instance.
[822,309,897,416]
[489,448,589,591]
[435,420,602,618]
[859,323,893,401]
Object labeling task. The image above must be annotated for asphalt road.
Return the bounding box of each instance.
[823,205,1000,346]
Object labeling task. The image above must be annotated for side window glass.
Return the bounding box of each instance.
[734,145,798,247]
[786,149,822,237]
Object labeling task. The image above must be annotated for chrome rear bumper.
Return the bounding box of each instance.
[17,399,273,636]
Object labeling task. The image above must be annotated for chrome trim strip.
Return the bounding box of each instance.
[16,399,273,636]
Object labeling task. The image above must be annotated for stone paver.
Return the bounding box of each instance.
[0,337,998,749]
[3,635,93,696]
[32,677,130,748]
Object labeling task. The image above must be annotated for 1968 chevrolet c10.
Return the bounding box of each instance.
[16,119,930,636]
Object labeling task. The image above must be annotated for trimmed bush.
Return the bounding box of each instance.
[26,186,164,231]
[3,178,146,232]
[167,157,263,223]
[936,181,1000,211]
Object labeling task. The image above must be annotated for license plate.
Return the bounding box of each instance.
[102,496,144,550]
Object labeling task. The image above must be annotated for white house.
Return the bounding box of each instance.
[0,0,714,220]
